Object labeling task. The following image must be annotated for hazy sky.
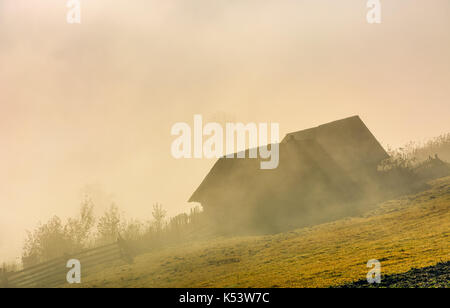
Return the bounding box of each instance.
[1,0,449,263]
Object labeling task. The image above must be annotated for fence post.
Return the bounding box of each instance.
[0,267,8,288]
[117,237,134,264]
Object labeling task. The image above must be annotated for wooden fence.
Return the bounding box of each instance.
[0,240,133,288]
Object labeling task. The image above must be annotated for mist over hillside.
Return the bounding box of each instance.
[2,130,449,269]
[2,1,450,265]
[1,1,449,291]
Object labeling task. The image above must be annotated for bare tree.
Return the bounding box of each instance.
[65,197,96,251]
[152,203,166,233]
[97,203,122,244]
[22,216,72,267]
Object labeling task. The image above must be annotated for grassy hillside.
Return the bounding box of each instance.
[76,177,450,288]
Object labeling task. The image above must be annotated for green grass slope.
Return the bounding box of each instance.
[77,177,450,288]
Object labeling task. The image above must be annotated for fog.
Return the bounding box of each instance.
[1,0,450,263]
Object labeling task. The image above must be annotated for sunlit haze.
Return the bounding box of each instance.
[1,0,449,263]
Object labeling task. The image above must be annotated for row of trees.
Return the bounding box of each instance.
[21,199,203,268]
[375,135,450,198]
[381,134,450,168]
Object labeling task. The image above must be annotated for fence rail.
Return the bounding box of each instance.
[0,240,133,288]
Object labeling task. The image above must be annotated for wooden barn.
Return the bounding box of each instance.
[189,116,389,233]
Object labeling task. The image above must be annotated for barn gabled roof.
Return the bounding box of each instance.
[282,115,388,171]
[189,115,388,204]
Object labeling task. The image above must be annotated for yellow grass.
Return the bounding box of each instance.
[77,177,450,288]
